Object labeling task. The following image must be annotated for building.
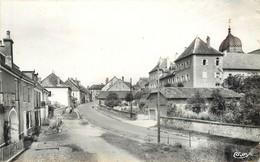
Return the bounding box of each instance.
[146,87,241,120]
[134,78,149,91]
[174,36,224,87]
[98,76,132,103]
[0,31,49,147]
[64,78,92,104]
[41,73,71,107]
[88,84,104,101]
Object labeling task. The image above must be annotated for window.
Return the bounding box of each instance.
[202,59,207,65]
[202,72,207,78]
[15,80,19,100]
[23,85,26,102]
[186,74,189,81]
[181,76,184,82]
[216,58,219,66]
[215,72,220,78]
[177,77,179,82]
[0,71,2,93]
[28,87,30,102]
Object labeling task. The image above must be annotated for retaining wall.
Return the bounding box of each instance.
[161,116,260,142]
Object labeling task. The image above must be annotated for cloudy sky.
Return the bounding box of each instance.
[1,0,260,86]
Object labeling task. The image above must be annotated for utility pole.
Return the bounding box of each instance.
[130,78,133,118]
[157,64,161,144]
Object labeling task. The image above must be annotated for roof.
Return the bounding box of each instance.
[223,53,260,70]
[97,91,130,100]
[42,73,70,88]
[175,37,223,62]
[248,49,260,54]
[219,28,243,53]
[89,84,105,90]
[160,71,175,80]
[149,64,159,74]
[148,87,241,99]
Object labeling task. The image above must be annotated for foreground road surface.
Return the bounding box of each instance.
[16,120,140,162]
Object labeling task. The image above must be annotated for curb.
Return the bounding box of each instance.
[7,148,26,162]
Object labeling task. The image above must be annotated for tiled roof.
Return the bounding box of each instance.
[175,37,223,62]
[42,73,69,88]
[97,91,130,99]
[149,64,159,74]
[160,71,175,80]
[248,49,260,54]
[148,87,241,99]
[89,84,105,90]
[223,53,260,70]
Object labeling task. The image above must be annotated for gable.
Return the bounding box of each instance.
[102,77,119,91]
[107,79,130,91]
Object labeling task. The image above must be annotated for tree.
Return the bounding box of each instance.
[210,89,226,116]
[186,91,207,113]
[222,74,244,93]
[105,92,121,108]
[125,93,134,102]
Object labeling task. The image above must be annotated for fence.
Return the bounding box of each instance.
[144,127,259,161]
[0,140,24,161]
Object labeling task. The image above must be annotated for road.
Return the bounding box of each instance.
[77,102,190,146]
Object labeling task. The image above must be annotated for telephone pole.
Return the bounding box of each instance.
[157,65,161,143]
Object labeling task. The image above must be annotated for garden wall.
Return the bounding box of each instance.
[99,106,137,120]
[161,116,260,142]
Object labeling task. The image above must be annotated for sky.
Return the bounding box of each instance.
[0,0,260,86]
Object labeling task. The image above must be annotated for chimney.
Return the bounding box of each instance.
[106,78,109,84]
[1,31,14,68]
[122,76,124,82]
[206,36,210,48]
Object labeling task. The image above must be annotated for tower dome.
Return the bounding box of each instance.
[219,27,244,53]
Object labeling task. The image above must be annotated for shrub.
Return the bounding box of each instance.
[105,92,121,108]
[186,91,207,113]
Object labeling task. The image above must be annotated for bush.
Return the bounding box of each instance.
[105,92,121,108]
[209,89,226,116]
[186,91,207,113]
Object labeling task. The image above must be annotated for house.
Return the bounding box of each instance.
[146,87,241,120]
[174,36,224,87]
[97,76,132,103]
[22,71,50,122]
[41,73,71,108]
[97,91,130,105]
[88,84,104,101]
[135,77,149,91]
[64,78,92,104]
[0,31,49,147]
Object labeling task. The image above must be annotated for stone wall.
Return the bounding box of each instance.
[161,116,260,142]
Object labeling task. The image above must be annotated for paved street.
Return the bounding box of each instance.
[78,102,190,146]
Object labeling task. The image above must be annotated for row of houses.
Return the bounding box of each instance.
[41,73,92,108]
[0,31,50,147]
[0,31,91,150]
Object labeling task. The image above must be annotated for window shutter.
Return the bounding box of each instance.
[206,59,208,65]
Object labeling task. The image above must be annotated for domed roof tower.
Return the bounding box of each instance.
[219,23,244,53]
